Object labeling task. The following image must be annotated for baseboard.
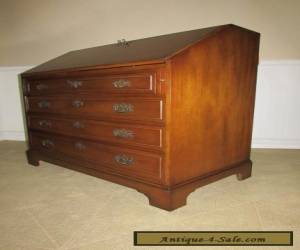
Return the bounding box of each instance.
[0,131,26,141]
[259,60,300,66]
[252,138,300,149]
[252,60,300,149]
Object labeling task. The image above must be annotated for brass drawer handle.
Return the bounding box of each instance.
[72,100,84,108]
[41,139,54,148]
[38,100,50,108]
[113,128,134,139]
[67,80,82,88]
[75,142,86,151]
[112,103,133,113]
[39,120,52,128]
[112,79,130,88]
[114,154,134,166]
[73,121,84,129]
[36,83,48,91]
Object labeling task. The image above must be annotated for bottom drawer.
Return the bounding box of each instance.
[30,132,162,183]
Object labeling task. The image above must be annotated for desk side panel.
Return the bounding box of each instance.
[168,26,260,185]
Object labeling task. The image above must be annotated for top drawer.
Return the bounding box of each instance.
[24,72,157,96]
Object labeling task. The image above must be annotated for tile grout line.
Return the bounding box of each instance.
[13,243,55,250]
[25,209,60,249]
[57,212,98,250]
[58,194,119,250]
[62,231,131,250]
[253,201,265,229]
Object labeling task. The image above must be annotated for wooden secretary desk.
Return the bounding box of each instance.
[21,24,260,211]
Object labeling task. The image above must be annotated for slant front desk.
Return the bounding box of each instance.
[21,24,260,211]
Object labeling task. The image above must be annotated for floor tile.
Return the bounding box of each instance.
[0,142,299,250]
[27,194,102,248]
[0,209,56,249]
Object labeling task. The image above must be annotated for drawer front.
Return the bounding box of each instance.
[28,116,162,149]
[26,73,156,96]
[26,97,163,122]
[30,132,162,183]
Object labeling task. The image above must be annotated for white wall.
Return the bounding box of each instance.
[1,0,300,64]
[0,66,31,141]
[0,61,299,148]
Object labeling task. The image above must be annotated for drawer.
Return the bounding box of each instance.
[26,97,163,122]
[28,116,162,149]
[30,132,162,183]
[25,72,157,96]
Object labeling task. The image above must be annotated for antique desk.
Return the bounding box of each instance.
[21,24,260,211]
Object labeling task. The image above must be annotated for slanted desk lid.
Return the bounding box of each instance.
[24,24,237,74]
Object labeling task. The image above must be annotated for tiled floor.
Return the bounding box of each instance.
[0,141,299,250]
